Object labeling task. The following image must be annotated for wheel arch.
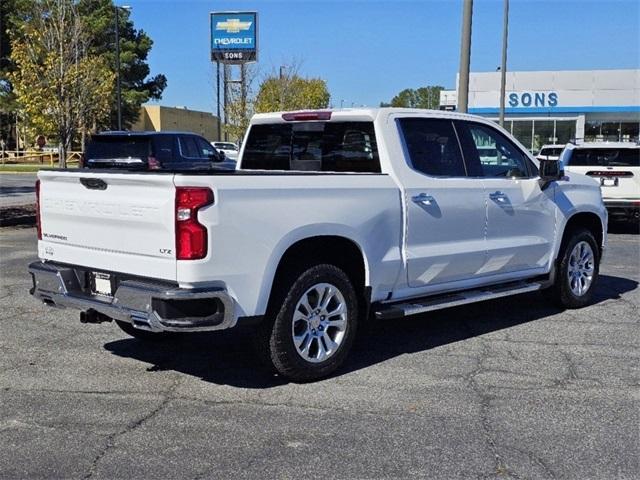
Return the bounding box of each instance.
[558,211,605,259]
[262,235,370,319]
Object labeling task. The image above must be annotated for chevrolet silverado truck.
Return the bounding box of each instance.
[29,109,607,381]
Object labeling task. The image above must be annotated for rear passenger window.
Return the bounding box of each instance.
[153,136,175,163]
[242,122,380,172]
[179,136,200,159]
[398,118,466,177]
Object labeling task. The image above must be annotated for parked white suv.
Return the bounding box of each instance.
[212,141,239,161]
[29,109,607,381]
[536,144,565,162]
[560,142,640,223]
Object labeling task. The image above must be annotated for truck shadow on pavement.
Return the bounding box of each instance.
[608,222,639,235]
[103,274,637,388]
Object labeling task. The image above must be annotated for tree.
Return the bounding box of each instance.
[0,0,18,148]
[223,63,258,143]
[382,85,444,110]
[9,0,114,165]
[254,69,330,114]
[77,0,167,130]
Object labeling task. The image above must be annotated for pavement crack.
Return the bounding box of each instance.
[463,322,521,479]
[511,447,557,479]
[82,376,181,479]
[560,350,579,381]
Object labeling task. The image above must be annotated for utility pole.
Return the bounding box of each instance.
[498,0,510,127]
[457,0,473,113]
[241,63,247,131]
[279,65,286,110]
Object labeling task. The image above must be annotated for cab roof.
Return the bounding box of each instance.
[250,107,493,125]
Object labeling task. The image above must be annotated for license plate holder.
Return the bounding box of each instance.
[600,177,618,187]
[91,272,114,297]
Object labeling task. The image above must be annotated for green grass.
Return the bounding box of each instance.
[0,164,78,173]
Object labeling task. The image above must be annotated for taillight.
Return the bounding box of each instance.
[175,187,214,260]
[148,156,161,170]
[35,179,42,240]
[282,111,332,121]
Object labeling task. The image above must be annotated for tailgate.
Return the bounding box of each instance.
[568,165,640,200]
[38,170,177,281]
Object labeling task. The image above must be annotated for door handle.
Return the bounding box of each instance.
[80,178,108,190]
[412,193,435,206]
[489,191,507,203]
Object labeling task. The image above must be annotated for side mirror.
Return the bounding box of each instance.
[539,159,563,190]
[209,151,224,163]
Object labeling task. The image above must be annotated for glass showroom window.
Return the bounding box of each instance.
[602,122,621,142]
[512,121,533,151]
[584,121,601,142]
[621,122,639,142]
[556,121,576,144]
[533,120,555,153]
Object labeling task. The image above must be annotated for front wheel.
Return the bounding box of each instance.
[258,264,359,382]
[547,228,600,308]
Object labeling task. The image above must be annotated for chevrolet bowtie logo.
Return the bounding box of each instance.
[216,19,252,34]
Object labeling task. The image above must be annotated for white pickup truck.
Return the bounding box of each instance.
[29,108,607,381]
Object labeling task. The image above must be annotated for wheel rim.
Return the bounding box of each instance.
[291,282,348,364]
[567,241,595,297]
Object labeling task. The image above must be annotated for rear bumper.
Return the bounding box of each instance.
[603,199,640,219]
[28,261,238,333]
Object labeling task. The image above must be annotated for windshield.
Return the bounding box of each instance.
[539,147,563,157]
[215,143,238,151]
[567,148,640,167]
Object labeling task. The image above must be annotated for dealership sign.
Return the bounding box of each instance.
[508,91,558,108]
[210,11,257,63]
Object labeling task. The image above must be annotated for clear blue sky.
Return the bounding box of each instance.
[126,0,640,112]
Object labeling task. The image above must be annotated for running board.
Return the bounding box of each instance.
[375,281,544,320]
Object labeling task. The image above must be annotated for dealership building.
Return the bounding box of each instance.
[439,69,640,152]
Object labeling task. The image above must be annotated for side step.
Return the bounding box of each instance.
[374,281,544,320]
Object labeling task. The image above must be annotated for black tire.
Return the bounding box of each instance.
[115,320,178,342]
[546,228,600,309]
[255,264,359,382]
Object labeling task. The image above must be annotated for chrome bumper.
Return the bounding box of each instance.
[28,261,238,333]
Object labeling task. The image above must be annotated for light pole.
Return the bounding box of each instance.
[115,5,131,131]
[457,0,473,113]
[498,0,510,127]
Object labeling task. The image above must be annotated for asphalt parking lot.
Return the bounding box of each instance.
[0,225,638,479]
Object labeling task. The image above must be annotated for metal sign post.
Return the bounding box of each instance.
[216,62,221,140]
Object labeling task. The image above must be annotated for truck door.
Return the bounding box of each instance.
[397,117,488,288]
[455,120,556,275]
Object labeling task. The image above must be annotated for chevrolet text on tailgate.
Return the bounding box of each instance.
[29,108,607,381]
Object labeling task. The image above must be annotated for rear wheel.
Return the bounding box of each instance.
[256,264,359,382]
[115,320,178,341]
[547,228,600,308]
